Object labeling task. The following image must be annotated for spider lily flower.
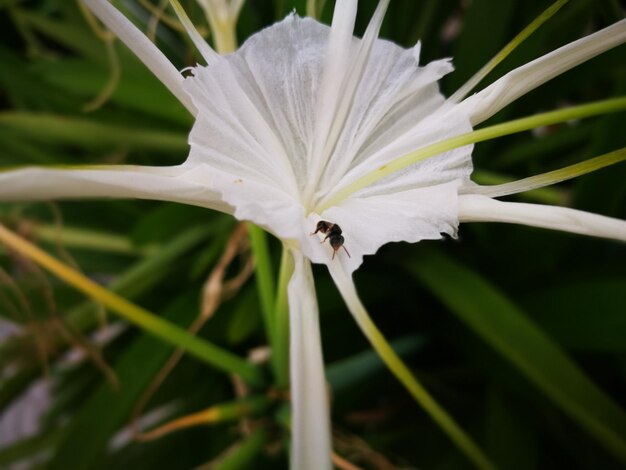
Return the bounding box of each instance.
[1,0,626,468]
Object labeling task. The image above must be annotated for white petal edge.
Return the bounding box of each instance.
[0,165,232,214]
[82,0,197,115]
[461,19,626,125]
[458,194,626,241]
[170,0,220,65]
[288,250,332,470]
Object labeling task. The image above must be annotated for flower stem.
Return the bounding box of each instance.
[0,224,265,386]
[247,223,276,340]
[317,96,626,212]
[306,0,327,19]
[136,395,272,441]
[273,245,293,388]
[210,19,238,54]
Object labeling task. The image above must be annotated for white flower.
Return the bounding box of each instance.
[1,1,625,468]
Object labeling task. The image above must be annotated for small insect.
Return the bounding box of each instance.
[311,220,351,260]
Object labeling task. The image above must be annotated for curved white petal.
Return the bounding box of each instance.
[458,194,626,241]
[288,250,332,470]
[0,165,232,213]
[462,19,626,125]
[83,0,196,115]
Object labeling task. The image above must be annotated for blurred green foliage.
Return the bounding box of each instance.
[0,1,625,469]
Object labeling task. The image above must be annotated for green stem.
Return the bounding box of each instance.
[247,223,276,345]
[317,97,626,212]
[273,246,293,388]
[306,0,316,18]
[306,0,327,18]
[207,429,269,470]
[138,396,272,441]
[211,395,273,422]
[210,19,237,54]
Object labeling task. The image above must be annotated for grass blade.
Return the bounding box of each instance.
[409,248,626,462]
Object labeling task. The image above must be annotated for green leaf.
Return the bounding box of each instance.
[524,279,626,352]
[0,112,188,152]
[0,429,64,467]
[33,60,191,125]
[448,0,519,92]
[247,224,276,345]
[408,248,626,462]
[326,334,427,393]
[225,288,262,344]
[208,428,269,470]
[484,389,537,470]
[47,293,204,470]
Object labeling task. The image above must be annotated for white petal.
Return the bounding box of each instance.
[0,165,232,213]
[308,0,358,167]
[288,251,332,470]
[462,19,626,125]
[181,17,328,240]
[180,13,473,263]
[184,163,304,240]
[82,0,196,115]
[458,194,626,241]
[182,16,327,196]
[302,180,461,274]
[303,0,389,201]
